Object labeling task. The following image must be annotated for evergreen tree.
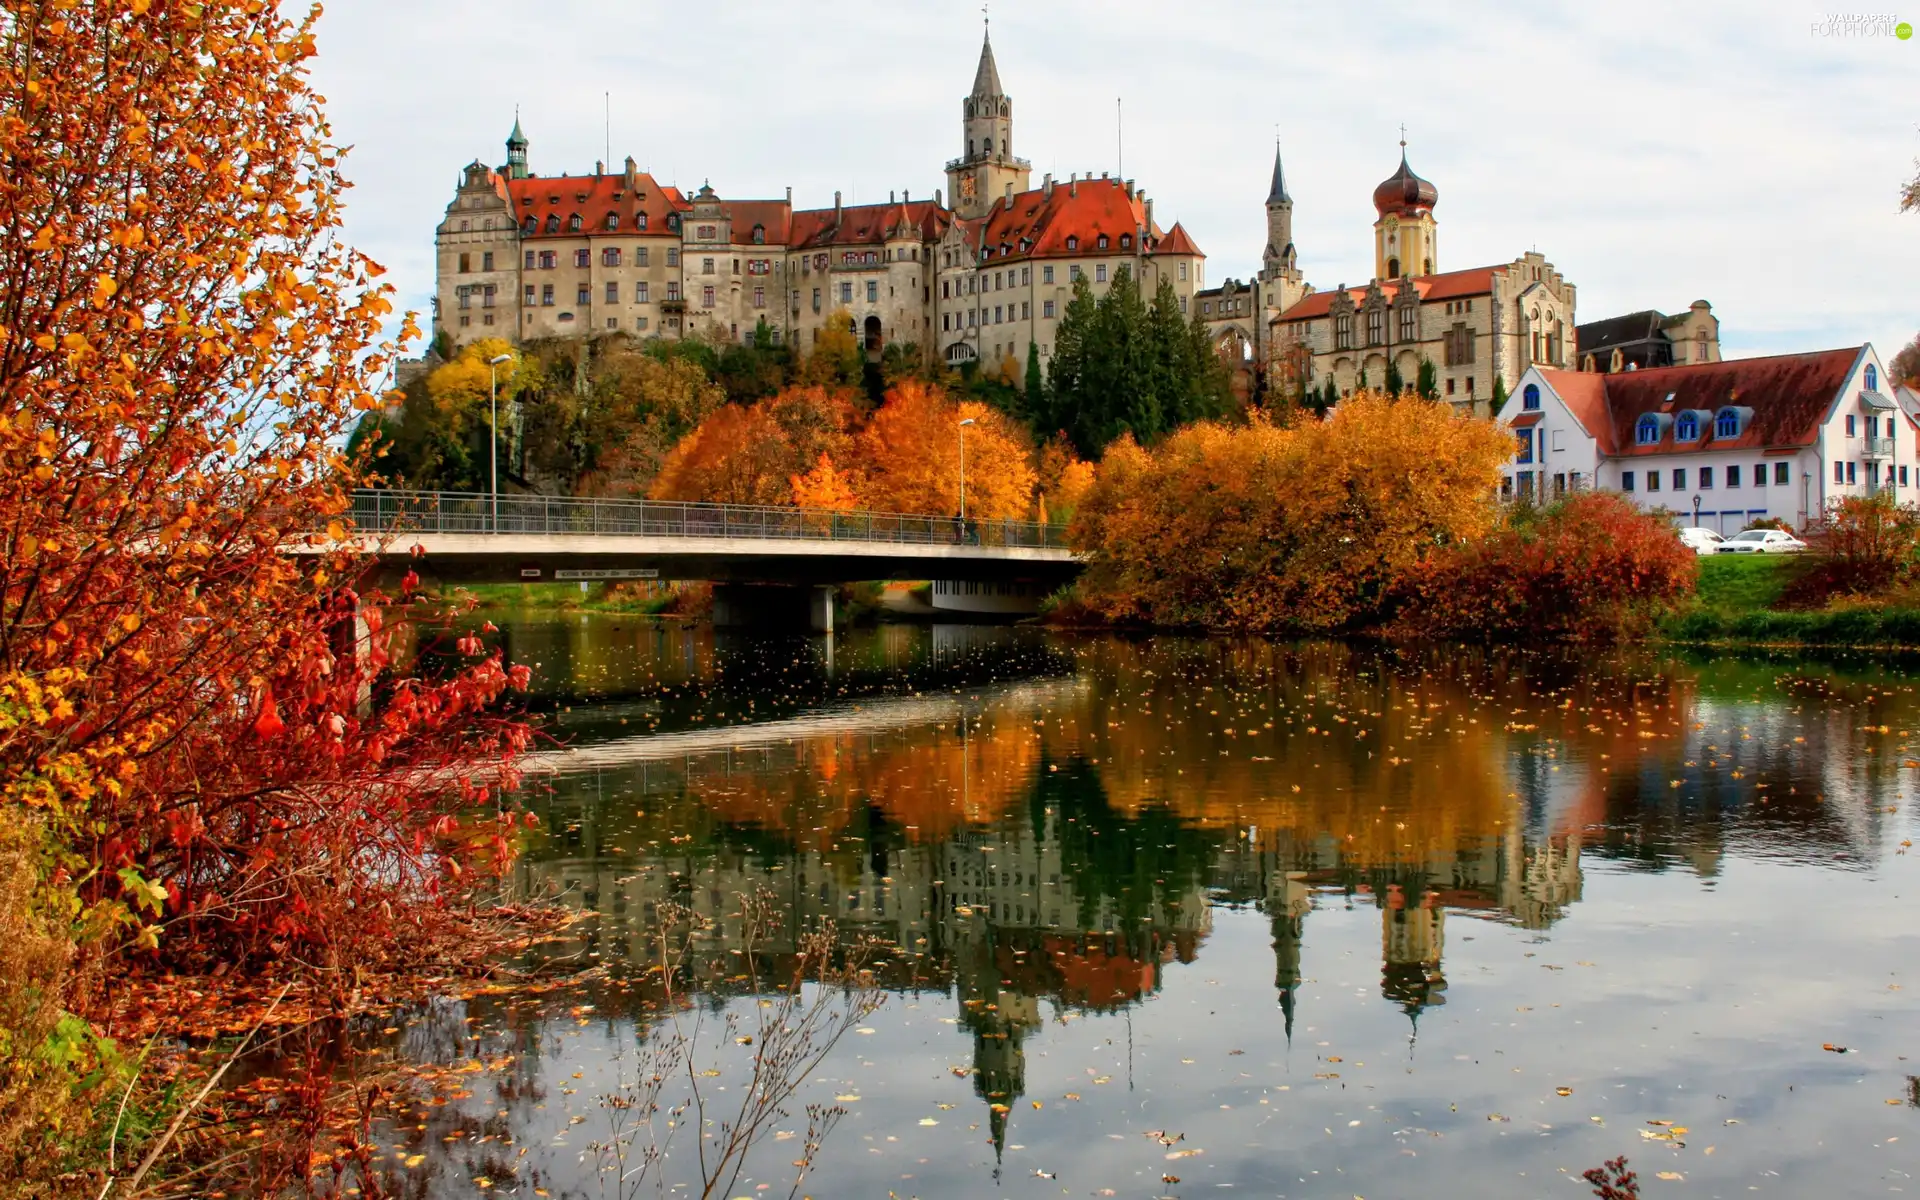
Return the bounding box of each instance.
[1416,357,1440,401]
[1316,377,1338,416]
[1358,367,1369,392]
[1491,375,1509,417]
[1384,360,1404,396]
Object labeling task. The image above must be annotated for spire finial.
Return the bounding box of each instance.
[1399,123,1408,151]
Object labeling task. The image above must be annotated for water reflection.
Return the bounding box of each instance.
[371,623,1920,1197]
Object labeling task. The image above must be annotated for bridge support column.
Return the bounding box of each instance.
[712,583,835,633]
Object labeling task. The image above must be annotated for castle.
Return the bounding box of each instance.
[432,27,1207,376]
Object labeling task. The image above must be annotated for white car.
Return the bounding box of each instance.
[1677,527,1725,556]
[1716,528,1807,554]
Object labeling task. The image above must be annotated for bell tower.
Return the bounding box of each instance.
[1258,140,1304,302]
[946,21,1030,220]
[1371,134,1438,281]
[504,111,529,180]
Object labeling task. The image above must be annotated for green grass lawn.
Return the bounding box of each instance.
[1692,554,1792,615]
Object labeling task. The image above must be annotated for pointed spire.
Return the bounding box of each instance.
[507,107,527,148]
[971,22,1004,98]
[1267,138,1290,205]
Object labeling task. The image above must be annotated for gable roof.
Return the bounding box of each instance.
[723,199,793,246]
[1574,310,1666,355]
[970,177,1194,262]
[789,199,948,250]
[1539,347,1864,458]
[506,170,685,239]
[1273,265,1500,323]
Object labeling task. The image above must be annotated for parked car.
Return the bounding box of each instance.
[1677,527,1726,556]
[1717,528,1807,554]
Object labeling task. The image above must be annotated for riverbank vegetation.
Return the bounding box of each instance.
[0,6,535,1194]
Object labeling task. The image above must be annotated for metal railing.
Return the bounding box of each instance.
[1864,436,1895,460]
[346,490,1073,551]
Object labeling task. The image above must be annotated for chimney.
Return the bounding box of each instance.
[834,190,842,219]
[1070,174,1078,198]
[1101,170,1109,180]
[889,190,895,202]
[903,188,910,202]
[785,186,792,205]
[1005,182,1014,202]
[595,160,604,176]
[1145,198,1154,231]
[934,187,943,207]
[624,156,637,188]
[1043,172,1054,197]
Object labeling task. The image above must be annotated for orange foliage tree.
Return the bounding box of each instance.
[1070,392,1512,630]
[0,0,529,988]
[651,385,858,506]
[857,380,1036,518]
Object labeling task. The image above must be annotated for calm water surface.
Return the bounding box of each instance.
[369,619,1920,1199]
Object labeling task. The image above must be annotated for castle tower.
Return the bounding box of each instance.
[1261,140,1298,283]
[946,23,1030,220]
[504,112,529,180]
[1371,137,1437,281]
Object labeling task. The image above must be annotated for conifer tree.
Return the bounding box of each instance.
[1385,361,1404,396]
[1025,341,1045,401]
[1416,357,1440,401]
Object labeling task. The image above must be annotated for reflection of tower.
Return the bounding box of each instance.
[1266,869,1310,1044]
[969,994,1039,1165]
[1381,886,1446,1029]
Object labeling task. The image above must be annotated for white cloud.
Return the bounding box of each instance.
[311,0,1920,360]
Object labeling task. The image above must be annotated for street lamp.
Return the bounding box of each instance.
[487,353,512,532]
[958,417,976,523]
[1691,493,1702,529]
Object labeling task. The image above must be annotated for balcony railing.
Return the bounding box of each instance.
[344,490,1072,551]
[1864,436,1895,459]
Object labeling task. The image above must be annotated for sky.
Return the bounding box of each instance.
[309,0,1920,362]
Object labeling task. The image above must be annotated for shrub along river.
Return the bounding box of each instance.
[362,618,1918,1198]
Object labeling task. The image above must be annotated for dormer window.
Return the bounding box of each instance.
[543,214,559,234]
[1675,412,1700,441]
[1097,234,1109,249]
[1066,236,1078,251]
[667,214,680,232]
[1636,415,1661,445]
[752,224,766,244]
[522,216,537,235]
[568,213,582,232]
[1867,364,1879,391]
[637,212,648,230]
[1120,233,1132,249]
[1523,383,1541,411]
[604,212,619,230]
[1715,407,1741,438]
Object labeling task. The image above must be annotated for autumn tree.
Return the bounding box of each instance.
[857,380,1036,518]
[1891,332,1920,387]
[799,308,864,390]
[0,6,532,1175]
[652,385,858,505]
[1070,392,1513,631]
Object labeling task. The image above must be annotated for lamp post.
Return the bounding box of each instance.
[487,353,513,532]
[1692,493,1702,529]
[958,417,976,522]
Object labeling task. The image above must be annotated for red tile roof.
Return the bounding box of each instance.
[1542,347,1864,457]
[971,177,1199,262]
[505,170,683,239]
[789,200,948,249]
[723,199,792,247]
[1273,266,1500,323]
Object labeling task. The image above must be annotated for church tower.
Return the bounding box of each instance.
[504,113,529,180]
[946,24,1030,220]
[1258,140,1305,304]
[1371,137,1438,281]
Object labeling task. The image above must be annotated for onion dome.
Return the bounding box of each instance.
[1372,148,1437,217]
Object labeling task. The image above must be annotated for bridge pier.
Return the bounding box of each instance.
[712,583,835,633]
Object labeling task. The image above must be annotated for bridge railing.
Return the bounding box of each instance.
[346,490,1072,550]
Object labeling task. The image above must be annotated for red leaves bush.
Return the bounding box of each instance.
[1780,492,1920,607]
[1395,492,1698,641]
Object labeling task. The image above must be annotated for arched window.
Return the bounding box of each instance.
[968,139,975,157]
[1866,364,1879,391]
[752,224,765,245]
[1675,413,1699,441]
[1636,416,1661,445]
[1715,408,1740,438]
[568,213,582,232]
[1387,256,1400,278]
[983,137,993,153]
[1523,383,1541,411]
[543,214,559,233]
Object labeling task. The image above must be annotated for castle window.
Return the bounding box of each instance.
[482,251,494,271]
[458,253,470,273]
[667,214,680,232]
[604,212,618,230]
[1398,306,1415,343]
[1043,299,1055,318]
[1097,235,1109,249]
[522,216,537,235]
[576,285,590,305]
[605,281,618,303]
[752,224,766,244]
[568,213,582,232]
[541,284,554,306]
[702,285,716,307]
[1636,415,1660,445]
[524,251,534,269]
[1366,308,1384,346]
[667,282,680,301]
[524,284,535,306]
[1066,236,1078,250]
[1675,413,1699,441]
[1387,256,1400,278]
[636,247,649,266]
[538,250,555,269]
[574,248,590,268]
[601,247,621,267]
[1095,264,1107,283]
[702,257,715,275]
[1335,314,1354,350]
[1120,234,1131,249]
[636,281,649,302]
[543,214,559,234]
[1043,265,1054,284]
[637,212,648,230]
[1523,384,1541,411]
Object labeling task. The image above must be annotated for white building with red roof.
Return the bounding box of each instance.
[1496,346,1912,532]
[432,29,1205,373]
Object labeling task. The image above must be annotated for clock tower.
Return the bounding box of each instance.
[946,23,1030,220]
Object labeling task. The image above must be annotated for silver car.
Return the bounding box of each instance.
[1716,529,1807,554]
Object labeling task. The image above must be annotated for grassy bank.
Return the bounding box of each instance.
[1662,555,1920,647]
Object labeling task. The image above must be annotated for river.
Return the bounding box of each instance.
[359,617,1920,1198]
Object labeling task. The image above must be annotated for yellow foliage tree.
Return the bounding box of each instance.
[856,380,1036,518]
[799,308,864,388]
[423,337,522,434]
[790,454,862,511]
[1070,391,1513,631]
[651,385,858,506]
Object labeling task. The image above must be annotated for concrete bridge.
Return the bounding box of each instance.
[341,490,1081,630]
